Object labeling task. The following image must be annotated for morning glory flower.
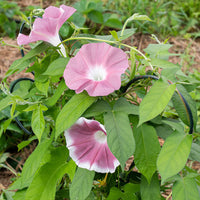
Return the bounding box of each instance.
[64,117,120,173]
[17,5,76,56]
[63,42,129,96]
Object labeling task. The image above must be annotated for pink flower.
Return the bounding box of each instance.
[64,117,120,173]
[17,5,76,56]
[63,43,129,96]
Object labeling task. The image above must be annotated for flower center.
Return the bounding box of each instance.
[94,131,107,144]
[88,66,107,81]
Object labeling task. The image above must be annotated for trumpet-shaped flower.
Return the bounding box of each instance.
[64,117,120,173]
[63,42,129,96]
[17,5,76,56]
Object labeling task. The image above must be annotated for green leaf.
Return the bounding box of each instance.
[31,104,45,141]
[10,138,52,190]
[114,97,139,115]
[65,159,76,181]
[172,84,197,130]
[104,108,135,168]
[144,44,174,60]
[105,18,123,29]
[151,58,180,69]
[3,190,15,200]
[55,93,97,139]
[83,100,111,117]
[133,124,161,182]
[109,30,119,41]
[161,68,180,82]
[88,10,104,24]
[127,13,152,22]
[140,173,161,200]
[45,79,67,107]
[107,184,138,200]
[13,189,26,200]
[0,96,13,112]
[119,28,137,41]
[107,188,123,200]
[35,80,49,96]
[157,131,192,182]
[189,143,200,162]
[139,79,176,126]
[162,119,184,133]
[43,57,69,76]
[5,42,50,78]
[155,123,173,140]
[122,183,139,200]
[70,168,95,200]
[17,136,37,151]
[172,176,200,200]
[25,146,69,200]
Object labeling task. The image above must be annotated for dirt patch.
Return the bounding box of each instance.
[0,142,37,191]
[124,33,200,72]
[0,37,34,83]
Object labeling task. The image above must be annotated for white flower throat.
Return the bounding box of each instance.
[94,131,107,143]
[88,65,107,81]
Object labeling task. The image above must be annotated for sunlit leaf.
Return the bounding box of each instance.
[43,57,69,76]
[104,108,135,168]
[172,176,200,200]
[139,79,176,126]
[31,104,45,141]
[157,131,192,182]
[25,146,69,200]
[133,124,161,182]
[70,168,95,200]
[55,93,97,139]
[127,13,152,22]
[45,79,67,107]
[5,43,50,79]
[140,173,161,200]
[10,138,52,190]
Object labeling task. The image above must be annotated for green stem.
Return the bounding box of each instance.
[0,39,28,52]
[166,191,172,200]
[96,24,105,35]
[61,37,153,70]
[120,17,130,38]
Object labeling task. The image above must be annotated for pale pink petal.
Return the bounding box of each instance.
[64,43,129,96]
[17,5,76,56]
[64,117,120,173]
[43,5,76,31]
[17,18,56,45]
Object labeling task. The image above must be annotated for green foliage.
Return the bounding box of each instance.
[140,173,161,200]
[0,0,39,38]
[172,175,200,200]
[138,79,176,126]
[70,168,95,200]
[25,146,70,200]
[157,131,193,182]
[104,0,200,37]
[133,124,161,182]
[55,92,97,139]
[0,0,20,38]
[104,98,135,168]
[0,2,200,200]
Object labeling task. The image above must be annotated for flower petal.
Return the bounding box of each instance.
[17,5,76,56]
[64,117,120,173]
[43,5,76,31]
[64,42,129,96]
